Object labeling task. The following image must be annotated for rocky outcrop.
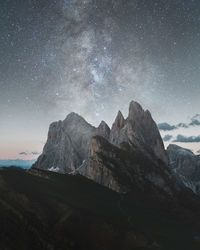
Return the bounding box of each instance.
[32,112,96,173]
[167,144,200,194]
[83,136,122,192]
[96,120,110,140]
[83,136,174,197]
[110,101,169,166]
[109,111,125,144]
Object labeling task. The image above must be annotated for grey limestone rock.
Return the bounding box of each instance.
[32,112,96,173]
[110,101,169,166]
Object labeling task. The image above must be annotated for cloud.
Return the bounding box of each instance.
[158,114,200,131]
[19,151,41,156]
[31,152,40,155]
[162,135,173,142]
[19,152,28,155]
[189,119,200,126]
[157,123,177,131]
[173,134,200,143]
[189,114,200,126]
[176,123,189,128]
[192,114,200,120]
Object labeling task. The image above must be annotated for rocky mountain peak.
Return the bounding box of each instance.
[64,112,83,122]
[109,101,168,165]
[63,112,94,129]
[128,101,144,120]
[127,102,154,128]
[114,111,125,128]
[96,121,110,139]
[33,112,96,173]
[109,110,126,145]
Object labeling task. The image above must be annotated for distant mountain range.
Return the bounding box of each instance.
[0,159,36,169]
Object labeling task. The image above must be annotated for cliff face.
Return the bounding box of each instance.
[33,101,172,196]
[83,136,174,196]
[110,101,169,166]
[96,120,110,140]
[83,136,122,192]
[32,113,96,173]
[167,144,200,194]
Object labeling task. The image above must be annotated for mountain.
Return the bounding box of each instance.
[33,101,172,195]
[167,144,200,194]
[110,101,168,165]
[0,159,36,168]
[2,101,200,249]
[33,101,168,172]
[33,112,96,173]
[0,167,200,250]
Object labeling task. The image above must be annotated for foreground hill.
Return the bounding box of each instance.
[0,167,200,250]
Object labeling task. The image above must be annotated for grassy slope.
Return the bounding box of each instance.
[0,167,199,250]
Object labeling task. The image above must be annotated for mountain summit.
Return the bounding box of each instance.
[110,101,168,165]
[33,112,96,173]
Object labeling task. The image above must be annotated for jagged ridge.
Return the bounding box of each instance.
[33,101,173,197]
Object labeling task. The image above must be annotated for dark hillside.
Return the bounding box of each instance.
[0,167,200,250]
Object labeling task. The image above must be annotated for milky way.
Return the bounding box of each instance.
[1,0,200,158]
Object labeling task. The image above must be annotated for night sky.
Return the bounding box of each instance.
[1,0,200,159]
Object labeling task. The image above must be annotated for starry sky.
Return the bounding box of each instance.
[0,0,200,159]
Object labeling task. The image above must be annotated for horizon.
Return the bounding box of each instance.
[1,103,200,160]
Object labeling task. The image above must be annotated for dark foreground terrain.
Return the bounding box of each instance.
[0,167,200,250]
